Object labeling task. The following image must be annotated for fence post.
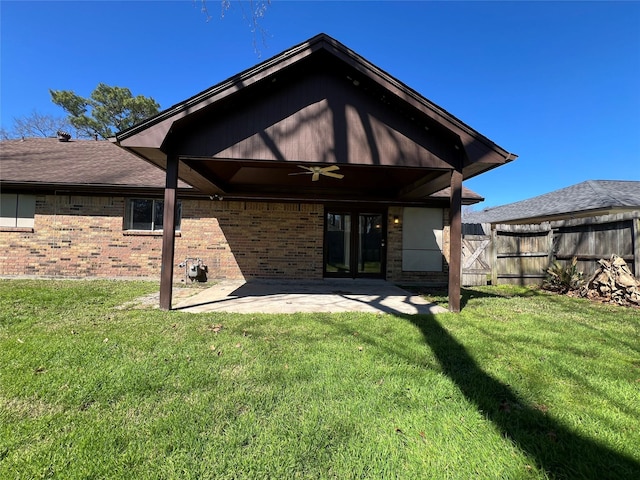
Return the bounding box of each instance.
[491,224,498,286]
[546,225,555,269]
[633,215,640,277]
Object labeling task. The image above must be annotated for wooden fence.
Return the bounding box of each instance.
[462,212,640,286]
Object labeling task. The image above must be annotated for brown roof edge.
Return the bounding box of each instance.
[430,186,485,205]
[115,33,517,164]
[116,35,328,146]
[0,181,193,197]
[315,35,515,161]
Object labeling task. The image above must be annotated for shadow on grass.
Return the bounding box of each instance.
[402,286,545,309]
[335,290,639,478]
[409,313,640,479]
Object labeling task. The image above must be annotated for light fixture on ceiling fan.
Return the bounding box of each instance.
[289,165,344,182]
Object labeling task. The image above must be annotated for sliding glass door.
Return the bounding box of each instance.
[325,209,386,278]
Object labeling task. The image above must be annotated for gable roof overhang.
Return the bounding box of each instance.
[115,34,516,204]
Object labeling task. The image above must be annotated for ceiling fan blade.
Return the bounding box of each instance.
[290,164,342,181]
[322,172,344,179]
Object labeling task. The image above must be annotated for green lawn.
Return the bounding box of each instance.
[1,280,639,479]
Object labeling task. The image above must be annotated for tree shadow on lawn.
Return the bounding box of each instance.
[408,313,640,479]
[324,288,639,477]
[402,286,545,310]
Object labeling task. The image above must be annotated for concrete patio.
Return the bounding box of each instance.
[173,279,447,315]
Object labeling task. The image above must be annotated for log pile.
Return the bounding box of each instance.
[580,255,640,305]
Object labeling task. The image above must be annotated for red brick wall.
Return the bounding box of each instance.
[177,200,324,281]
[0,195,324,282]
[0,195,448,285]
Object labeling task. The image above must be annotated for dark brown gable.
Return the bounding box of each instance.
[118,34,516,203]
[173,71,456,171]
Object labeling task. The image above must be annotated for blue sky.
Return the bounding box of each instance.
[1,1,639,207]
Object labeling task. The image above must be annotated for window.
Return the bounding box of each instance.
[402,207,443,272]
[0,194,36,229]
[124,198,181,231]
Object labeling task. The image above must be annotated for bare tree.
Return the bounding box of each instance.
[3,110,71,139]
[198,0,271,53]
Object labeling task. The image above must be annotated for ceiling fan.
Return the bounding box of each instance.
[289,165,344,182]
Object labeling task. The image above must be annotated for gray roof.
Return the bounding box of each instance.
[0,137,190,190]
[464,180,640,224]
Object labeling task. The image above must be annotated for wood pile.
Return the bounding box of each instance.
[581,255,640,305]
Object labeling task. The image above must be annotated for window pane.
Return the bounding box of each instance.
[127,198,181,231]
[325,212,351,273]
[153,200,164,230]
[131,199,153,230]
[358,214,382,273]
[16,195,36,228]
[0,193,18,228]
[153,201,182,231]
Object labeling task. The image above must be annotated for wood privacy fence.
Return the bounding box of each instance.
[462,212,640,286]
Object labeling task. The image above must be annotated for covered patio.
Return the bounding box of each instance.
[115,34,516,312]
[172,279,447,315]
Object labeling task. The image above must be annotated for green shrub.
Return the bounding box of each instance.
[543,256,584,293]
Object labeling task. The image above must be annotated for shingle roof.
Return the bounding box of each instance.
[0,137,189,189]
[464,180,640,224]
[430,186,484,204]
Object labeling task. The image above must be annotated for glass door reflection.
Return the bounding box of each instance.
[325,212,351,274]
[358,213,383,274]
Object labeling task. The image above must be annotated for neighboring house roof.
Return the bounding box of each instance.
[0,137,190,193]
[0,137,484,203]
[464,180,640,224]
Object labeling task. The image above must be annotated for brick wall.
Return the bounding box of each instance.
[177,200,324,281]
[0,195,450,285]
[0,195,324,282]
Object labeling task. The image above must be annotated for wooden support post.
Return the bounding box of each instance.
[159,154,179,311]
[448,168,463,313]
[633,215,640,277]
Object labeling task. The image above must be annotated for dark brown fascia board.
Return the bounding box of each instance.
[1,181,481,205]
[0,181,194,197]
[397,170,451,200]
[116,33,517,167]
[462,197,484,206]
[178,159,229,195]
[198,193,473,207]
[317,36,516,164]
[116,36,329,148]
